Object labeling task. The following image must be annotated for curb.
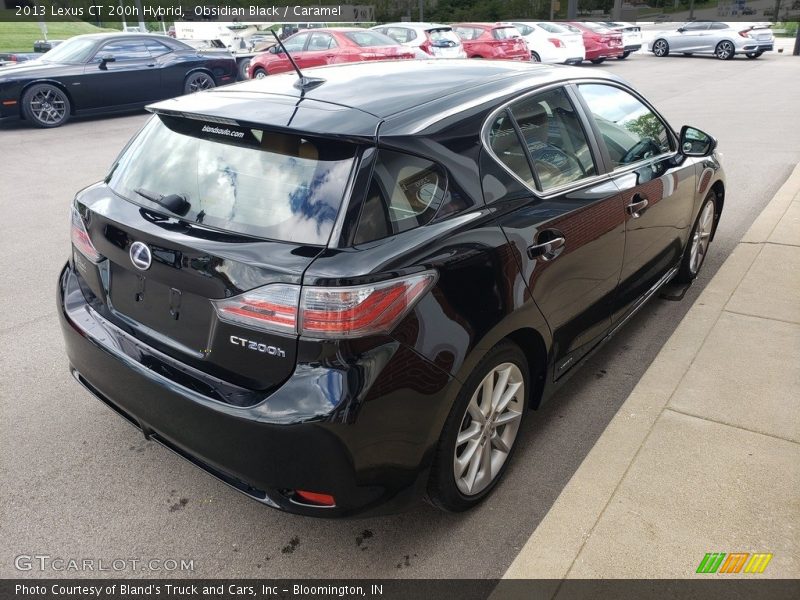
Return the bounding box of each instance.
[501,162,800,580]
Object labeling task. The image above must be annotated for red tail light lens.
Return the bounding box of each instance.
[300,271,436,338]
[420,38,433,55]
[548,38,565,48]
[738,30,750,38]
[294,490,335,506]
[212,271,437,338]
[70,205,102,263]
[213,284,300,334]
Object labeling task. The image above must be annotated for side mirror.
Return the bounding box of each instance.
[677,27,686,33]
[268,45,281,54]
[98,54,116,69]
[679,125,717,157]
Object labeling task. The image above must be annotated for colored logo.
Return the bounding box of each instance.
[696,552,773,574]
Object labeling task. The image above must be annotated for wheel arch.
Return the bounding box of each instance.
[710,179,725,240]
[506,327,548,409]
[184,66,216,84]
[19,79,76,118]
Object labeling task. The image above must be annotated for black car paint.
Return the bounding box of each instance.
[58,61,724,516]
[0,34,236,123]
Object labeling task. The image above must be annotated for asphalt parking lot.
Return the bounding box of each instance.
[2,49,800,579]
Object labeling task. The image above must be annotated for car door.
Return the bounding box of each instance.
[81,38,161,109]
[575,82,697,323]
[484,85,627,378]
[674,22,711,52]
[141,38,178,99]
[281,31,312,67]
[304,32,339,67]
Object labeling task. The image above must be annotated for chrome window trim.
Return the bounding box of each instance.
[480,77,679,200]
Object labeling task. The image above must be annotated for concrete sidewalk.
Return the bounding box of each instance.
[504,164,800,579]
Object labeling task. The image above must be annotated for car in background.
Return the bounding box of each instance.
[564,22,624,63]
[0,33,237,128]
[648,21,768,60]
[33,39,64,53]
[371,23,467,58]
[58,60,724,517]
[0,52,39,67]
[248,28,416,79]
[511,21,585,63]
[598,21,642,58]
[740,25,775,57]
[452,23,529,61]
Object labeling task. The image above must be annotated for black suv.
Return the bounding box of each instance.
[59,60,724,516]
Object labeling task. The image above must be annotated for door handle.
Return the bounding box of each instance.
[527,235,566,261]
[626,195,649,218]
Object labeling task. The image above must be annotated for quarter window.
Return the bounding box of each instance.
[354,151,446,244]
[578,84,672,168]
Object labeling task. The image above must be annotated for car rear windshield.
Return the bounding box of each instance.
[107,115,357,245]
[344,30,399,47]
[426,28,461,43]
[492,27,520,40]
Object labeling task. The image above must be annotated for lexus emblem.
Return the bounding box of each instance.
[129,241,152,271]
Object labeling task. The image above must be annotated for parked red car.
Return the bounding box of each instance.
[452,23,530,61]
[248,28,416,78]
[565,22,624,63]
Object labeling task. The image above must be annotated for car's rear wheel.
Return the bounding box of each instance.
[590,58,605,64]
[253,67,267,79]
[427,341,528,512]
[652,39,669,57]
[715,40,735,60]
[676,193,717,284]
[617,51,631,59]
[21,83,70,128]
[531,51,541,62]
[238,59,251,80]
[184,71,215,94]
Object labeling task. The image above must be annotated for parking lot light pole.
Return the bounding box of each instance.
[794,27,800,56]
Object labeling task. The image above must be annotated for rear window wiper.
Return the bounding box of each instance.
[134,187,191,217]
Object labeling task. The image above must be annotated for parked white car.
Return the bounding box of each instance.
[598,21,643,58]
[371,23,467,58]
[511,22,585,64]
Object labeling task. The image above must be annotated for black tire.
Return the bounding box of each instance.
[617,51,631,60]
[652,38,669,57]
[426,341,529,512]
[183,71,216,94]
[715,40,735,60]
[238,59,251,80]
[21,83,71,128]
[253,67,267,79]
[676,193,717,284]
[590,58,605,64]
[531,51,541,62]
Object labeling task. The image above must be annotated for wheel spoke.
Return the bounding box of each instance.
[495,381,521,415]
[480,375,494,417]
[464,442,483,491]
[455,439,480,478]
[467,396,486,425]
[490,366,511,410]
[457,422,481,446]
[493,409,522,428]
[491,433,510,453]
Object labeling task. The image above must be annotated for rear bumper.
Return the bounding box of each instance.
[58,263,456,517]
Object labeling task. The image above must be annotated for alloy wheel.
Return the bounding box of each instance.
[186,73,215,93]
[689,201,715,275]
[453,363,524,496]
[29,88,67,126]
[653,40,668,56]
[716,41,734,60]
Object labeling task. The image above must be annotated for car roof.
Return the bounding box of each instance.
[375,22,452,30]
[149,60,622,138]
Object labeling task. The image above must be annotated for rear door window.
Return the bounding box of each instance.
[354,150,447,244]
[95,39,150,61]
[107,116,357,245]
[344,30,399,47]
[307,32,337,51]
[493,27,520,40]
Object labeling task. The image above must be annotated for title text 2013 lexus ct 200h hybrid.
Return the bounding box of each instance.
[59,60,724,517]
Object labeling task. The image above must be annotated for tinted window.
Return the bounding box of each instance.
[454,27,483,40]
[344,30,399,47]
[513,23,535,36]
[512,88,596,190]
[307,32,337,51]
[384,27,416,43]
[354,151,446,244]
[40,37,97,63]
[579,84,672,168]
[96,40,150,60]
[682,22,709,30]
[709,22,729,30]
[282,32,309,52]
[488,110,536,188]
[143,39,171,56]
[108,117,357,245]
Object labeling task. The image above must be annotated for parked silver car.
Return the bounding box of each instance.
[648,21,768,60]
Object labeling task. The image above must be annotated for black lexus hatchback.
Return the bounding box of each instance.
[59,60,724,516]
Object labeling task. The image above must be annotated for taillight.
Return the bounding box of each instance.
[293,490,335,506]
[70,204,102,262]
[548,38,565,48]
[738,30,750,38]
[213,284,300,334]
[212,271,437,339]
[420,37,433,55]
